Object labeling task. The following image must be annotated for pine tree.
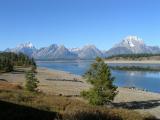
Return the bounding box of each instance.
[5,58,13,72]
[25,70,39,92]
[81,57,118,105]
[31,58,37,72]
[0,52,37,73]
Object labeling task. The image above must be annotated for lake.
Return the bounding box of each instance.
[37,60,160,93]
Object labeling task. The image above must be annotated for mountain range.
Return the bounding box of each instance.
[5,36,160,59]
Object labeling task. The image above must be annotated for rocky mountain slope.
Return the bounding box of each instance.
[5,36,160,59]
[5,42,36,57]
[106,36,160,56]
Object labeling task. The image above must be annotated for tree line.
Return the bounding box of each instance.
[0,52,36,73]
[106,53,160,59]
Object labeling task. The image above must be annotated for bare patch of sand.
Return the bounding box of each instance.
[37,67,90,95]
[0,67,90,96]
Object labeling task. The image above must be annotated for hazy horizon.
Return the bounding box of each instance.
[1,0,160,50]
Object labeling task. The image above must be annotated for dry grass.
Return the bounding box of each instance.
[63,108,142,120]
[0,81,22,90]
[0,82,157,120]
[0,67,160,119]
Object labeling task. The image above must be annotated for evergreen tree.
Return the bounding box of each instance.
[4,58,13,72]
[25,70,39,92]
[0,59,2,70]
[0,52,37,73]
[81,57,118,105]
[30,58,37,73]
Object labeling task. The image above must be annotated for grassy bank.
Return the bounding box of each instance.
[0,82,157,120]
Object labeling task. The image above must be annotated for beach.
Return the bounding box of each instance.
[0,67,160,118]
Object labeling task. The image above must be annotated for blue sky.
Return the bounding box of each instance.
[0,0,160,50]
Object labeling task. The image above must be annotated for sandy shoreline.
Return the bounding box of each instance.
[0,67,160,118]
[105,60,160,64]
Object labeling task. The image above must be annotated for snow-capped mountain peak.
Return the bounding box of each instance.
[107,35,160,56]
[27,42,34,48]
[5,42,36,57]
[122,36,144,47]
[124,36,142,42]
[18,42,34,49]
[123,36,144,47]
[4,35,160,59]
[69,48,81,52]
[114,35,145,49]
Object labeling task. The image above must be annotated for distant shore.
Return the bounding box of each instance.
[105,60,160,64]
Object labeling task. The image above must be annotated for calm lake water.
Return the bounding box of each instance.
[37,60,160,93]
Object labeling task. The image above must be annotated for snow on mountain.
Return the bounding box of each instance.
[106,36,160,56]
[33,44,77,59]
[33,44,103,59]
[5,42,36,57]
[4,36,160,59]
[70,48,81,52]
[114,36,144,48]
[18,42,34,49]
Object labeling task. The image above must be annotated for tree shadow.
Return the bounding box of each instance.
[113,99,160,110]
[11,69,25,74]
[0,100,59,120]
[46,78,83,83]
[0,79,8,82]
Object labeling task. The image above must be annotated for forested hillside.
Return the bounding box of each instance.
[0,52,36,72]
